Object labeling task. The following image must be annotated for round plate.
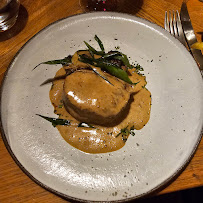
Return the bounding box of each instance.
[1,12,203,202]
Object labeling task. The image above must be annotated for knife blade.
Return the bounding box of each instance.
[180,2,203,76]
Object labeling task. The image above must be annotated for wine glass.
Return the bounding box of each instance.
[0,0,20,32]
[79,0,124,12]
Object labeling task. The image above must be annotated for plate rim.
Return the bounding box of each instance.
[0,11,203,202]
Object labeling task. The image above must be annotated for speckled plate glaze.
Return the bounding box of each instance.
[1,12,203,202]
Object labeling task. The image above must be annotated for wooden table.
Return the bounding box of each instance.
[0,0,203,202]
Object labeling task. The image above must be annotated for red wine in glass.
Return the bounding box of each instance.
[80,0,123,11]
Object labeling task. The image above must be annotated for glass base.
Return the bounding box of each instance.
[0,0,20,32]
[0,13,18,32]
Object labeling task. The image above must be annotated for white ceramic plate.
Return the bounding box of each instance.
[1,12,203,202]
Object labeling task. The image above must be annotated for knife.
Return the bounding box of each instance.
[180,2,203,76]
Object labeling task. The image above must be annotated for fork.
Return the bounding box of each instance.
[165,10,188,48]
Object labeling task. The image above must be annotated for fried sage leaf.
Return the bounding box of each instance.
[84,41,105,56]
[37,114,70,127]
[79,54,133,84]
[97,61,133,84]
[94,35,105,53]
[114,53,132,69]
[33,55,72,70]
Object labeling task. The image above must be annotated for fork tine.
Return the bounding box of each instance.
[176,10,182,37]
[173,11,178,37]
[175,10,187,46]
[169,11,174,35]
[164,11,170,32]
[164,10,188,48]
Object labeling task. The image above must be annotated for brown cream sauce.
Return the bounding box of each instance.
[49,52,151,154]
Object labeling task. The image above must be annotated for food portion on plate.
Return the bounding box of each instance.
[36,35,151,153]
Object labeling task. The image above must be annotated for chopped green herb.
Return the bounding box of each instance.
[130,125,134,130]
[58,104,63,108]
[130,126,135,136]
[116,125,136,141]
[130,131,135,136]
[142,84,146,88]
[135,64,144,71]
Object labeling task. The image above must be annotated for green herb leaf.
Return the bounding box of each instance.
[33,55,72,70]
[97,61,133,84]
[42,56,72,65]
[78,54,95,65]
[79,55,133,84]
[84,41,105,56]
[94,35,105,53]
[114,53,132,69]
[37,114,70,127]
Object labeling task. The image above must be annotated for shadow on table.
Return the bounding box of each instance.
[197,32,203,41]
[132,186,203,203]
[0,5,28,42]
[62,186,203,203]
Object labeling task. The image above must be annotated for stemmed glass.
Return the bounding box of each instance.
[79,0,124,12]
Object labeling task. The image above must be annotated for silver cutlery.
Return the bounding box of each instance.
[180,1,203,76]
[165,10,188,48]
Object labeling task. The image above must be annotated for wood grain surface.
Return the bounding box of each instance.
[0,0,203,202]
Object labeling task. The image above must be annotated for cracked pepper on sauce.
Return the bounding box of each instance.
[49,50,151,153]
